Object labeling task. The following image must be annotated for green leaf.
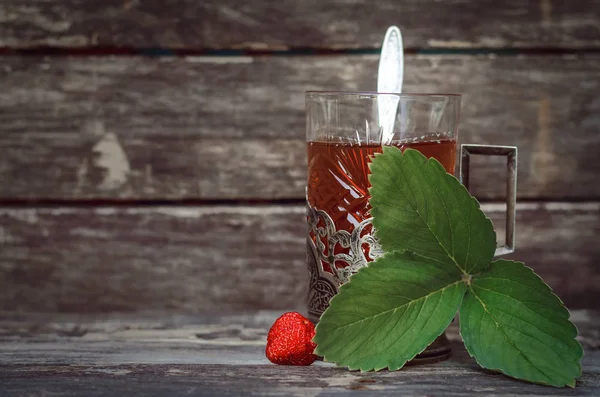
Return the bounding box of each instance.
[369,147,496,274]
[460,260,583,387]
[313,147,582,387]
[314,250,466,371]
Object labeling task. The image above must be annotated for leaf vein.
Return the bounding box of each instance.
[330,281,462,332]
[417,161,456,261]
[469,286,555,384]
[471,285,574,341]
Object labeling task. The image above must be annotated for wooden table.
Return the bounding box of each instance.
[1,311,598,396]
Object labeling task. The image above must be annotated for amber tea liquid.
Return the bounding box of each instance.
[307,139,456,273]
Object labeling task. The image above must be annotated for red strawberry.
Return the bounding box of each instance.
[266,312,317,366]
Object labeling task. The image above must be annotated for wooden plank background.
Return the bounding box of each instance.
[1,0,599,49]
[0,311,599,395]
[1,54,599,200]
[1,203,599,311]
[0,0,599,313]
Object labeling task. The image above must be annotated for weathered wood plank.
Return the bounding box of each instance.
[0,312,598,396]
[0,203,598,312]
[0,205,308,313]
[1,351,598,396]
[1,0,599,49]
[1,54,599,200]
[1,363,597,397]
[1,310,597,349]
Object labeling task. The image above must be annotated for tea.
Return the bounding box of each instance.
[307,139,456,233]
[306,139,456,281]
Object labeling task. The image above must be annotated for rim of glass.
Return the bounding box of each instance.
[306,91,460,98]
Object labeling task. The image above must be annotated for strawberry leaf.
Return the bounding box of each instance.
[460,260,583,387]
[369,147,496,274]
[313,147,582,387]
[314,250,465,371]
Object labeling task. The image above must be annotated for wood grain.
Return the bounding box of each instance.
[0,205,308,313]
[1,361,597,397]
[1,0,599,49]
[1,310,597,348]
[0,202,598,313]
[0,312,598,396]
[1,54,599,200]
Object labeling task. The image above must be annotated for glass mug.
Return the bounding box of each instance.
[306,92,517,362]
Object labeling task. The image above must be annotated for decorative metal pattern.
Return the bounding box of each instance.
[306,239,337,322]
[306,205,384,322]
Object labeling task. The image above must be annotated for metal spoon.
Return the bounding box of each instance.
[377,26,404,145]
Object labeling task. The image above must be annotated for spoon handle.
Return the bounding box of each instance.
[377,26,404,94]
[377,26,404,145]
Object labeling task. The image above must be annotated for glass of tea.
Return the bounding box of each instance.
[305,91,516,362]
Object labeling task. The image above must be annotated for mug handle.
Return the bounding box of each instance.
[459,144,518,257]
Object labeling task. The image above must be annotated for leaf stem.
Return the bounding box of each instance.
[462,273,472,285]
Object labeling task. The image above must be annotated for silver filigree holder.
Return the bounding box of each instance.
[306,207,384,321]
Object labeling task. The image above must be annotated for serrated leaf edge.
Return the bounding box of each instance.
[459,261,583,388]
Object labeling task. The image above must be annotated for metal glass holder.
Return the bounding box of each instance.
[459,144,518,256]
